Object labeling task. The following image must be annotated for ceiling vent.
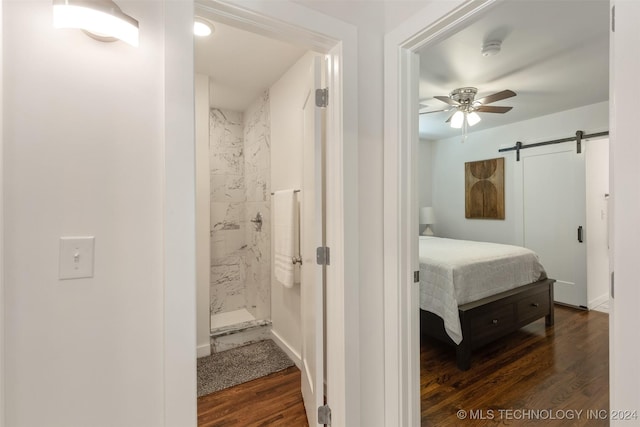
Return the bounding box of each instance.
[481,40,502,57]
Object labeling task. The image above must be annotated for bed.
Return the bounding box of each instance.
[419,236,554,370]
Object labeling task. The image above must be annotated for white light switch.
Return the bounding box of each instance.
[59,236,95,280]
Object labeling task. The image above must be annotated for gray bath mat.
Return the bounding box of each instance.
[197,339,294,397]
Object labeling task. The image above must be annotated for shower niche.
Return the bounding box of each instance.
[208,91,272,352]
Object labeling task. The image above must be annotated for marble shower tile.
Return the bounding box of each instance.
[210,228,247,259]
[210,263,245,314]
[210,109,244,175]
[209,97,271,323]
[245,173,269,202]
[210,202,244,231]
[210,174,245,202]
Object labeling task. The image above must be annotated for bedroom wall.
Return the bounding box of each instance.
[425,101,609,245]
[418,139,433,235]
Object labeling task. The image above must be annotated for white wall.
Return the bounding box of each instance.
[195,73,211,358]
[586,138,610,309]
[269,51,318,361]
[0,0,4,424]
[427,101,609,245]
[418,139,432,234]
[3,1,195,425]
[356,22,386,426]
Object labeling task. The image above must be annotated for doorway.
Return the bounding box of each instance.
[382,0,624,424]
[191,1,355,424]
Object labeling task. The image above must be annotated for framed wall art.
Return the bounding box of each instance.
[465,157,505,219]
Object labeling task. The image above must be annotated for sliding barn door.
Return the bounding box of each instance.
[522,144,587,307]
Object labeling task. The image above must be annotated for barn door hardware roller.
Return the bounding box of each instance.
[499,130,609,161]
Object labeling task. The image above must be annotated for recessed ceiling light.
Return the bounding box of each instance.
[194,19,213,37]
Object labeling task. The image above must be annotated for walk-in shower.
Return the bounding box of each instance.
[208,92,272,352]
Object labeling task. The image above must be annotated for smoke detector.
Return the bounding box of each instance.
[481,40,502,57]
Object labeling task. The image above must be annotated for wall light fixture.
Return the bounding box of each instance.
[53,0,139,47]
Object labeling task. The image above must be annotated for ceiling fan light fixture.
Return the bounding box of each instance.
[450,110,465,129]
[467,111,482,126]
[481,40,502,57]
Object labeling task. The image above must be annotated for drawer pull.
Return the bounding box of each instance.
[531,303,540,308]
[492,319,499,325]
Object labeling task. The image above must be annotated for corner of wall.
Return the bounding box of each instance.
[0,0,5,422]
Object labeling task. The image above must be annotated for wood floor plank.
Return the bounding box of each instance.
[421,305,609,426]
[198,366,309,427]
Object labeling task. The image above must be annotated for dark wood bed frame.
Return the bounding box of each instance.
[420,277,555,370]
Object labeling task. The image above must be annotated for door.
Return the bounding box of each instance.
[522,144,587,307]
[301,56,326,425]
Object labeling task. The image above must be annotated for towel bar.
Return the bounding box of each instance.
[271,189,300,195]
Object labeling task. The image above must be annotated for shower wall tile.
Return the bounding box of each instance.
[244,92,271,320]
[210,228,247,259]
[210,264,244,314]
[210,202,244,231]
[245,141,270,185]
[210,107,247,314]
[245,172,269,202]
[209,92,271,322]
[211,174,245,202]
[210,109,244,176]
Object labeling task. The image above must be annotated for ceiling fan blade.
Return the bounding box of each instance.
[419,108,451,115]
[475,89,516,105]
[434,95,460,106]
[445,111,456,123]
[475,105,513,113]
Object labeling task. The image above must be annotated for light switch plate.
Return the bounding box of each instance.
[59,236,95,280]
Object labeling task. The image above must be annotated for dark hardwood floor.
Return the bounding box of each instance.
[197,305,608,426]
[197,366,309,427]
[421,304,609,426]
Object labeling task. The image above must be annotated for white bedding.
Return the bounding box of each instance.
[419,236,546,344]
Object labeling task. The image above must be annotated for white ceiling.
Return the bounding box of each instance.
[194,18,307,112]
[418,0,610,140]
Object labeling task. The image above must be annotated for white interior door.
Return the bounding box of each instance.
[522,144,587,307]
[301,56,325,425]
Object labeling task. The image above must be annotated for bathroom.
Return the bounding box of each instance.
[193,10,324,391]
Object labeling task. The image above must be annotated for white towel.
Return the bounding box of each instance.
[273,189,296,288]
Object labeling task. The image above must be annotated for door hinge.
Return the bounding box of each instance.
[612,5,615,32]
[611,271,615,299]
[318,404,331,425]
[316,246,330,265]
[315,88,329,108]
[414,271,420,283]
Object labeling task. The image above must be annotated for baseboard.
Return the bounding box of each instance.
[270,329,302,369]
[197,343,211,358]
[588,293,609,311]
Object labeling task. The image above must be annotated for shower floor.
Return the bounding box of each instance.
[211,308,255,330]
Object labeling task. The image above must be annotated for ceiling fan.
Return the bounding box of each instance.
[420,87,516,129]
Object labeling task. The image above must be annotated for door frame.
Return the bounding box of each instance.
[383,2,498,423]
[383,0,628,424]
[0,1,4,425]
[183,1,359,425]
